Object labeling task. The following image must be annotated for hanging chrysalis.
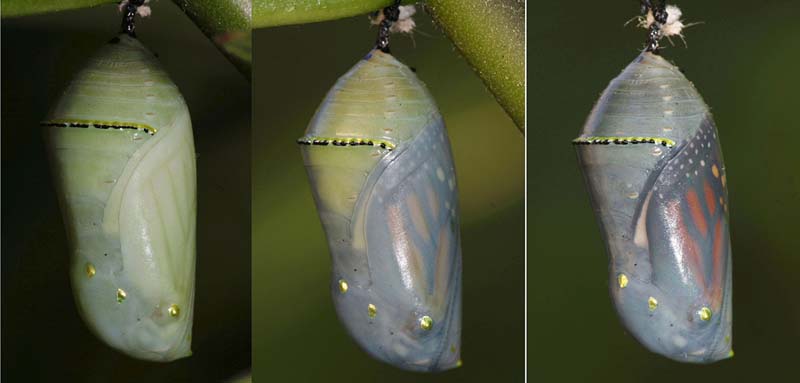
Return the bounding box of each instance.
[42,2,195,361]
[298,3,461,372]
[573,2,732,363]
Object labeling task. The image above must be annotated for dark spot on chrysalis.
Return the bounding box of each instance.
[108,36,121,44]
[354,269,358,272]
[104,253,108,257]
[409,67,417,73]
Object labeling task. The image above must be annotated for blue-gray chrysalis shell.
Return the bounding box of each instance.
[574,52,733,363]
[43,35,196,362]
[299,49,462,372]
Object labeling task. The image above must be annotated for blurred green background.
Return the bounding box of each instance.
[252,10,524,382]
[1,2,251,382]
[529,0,800,381]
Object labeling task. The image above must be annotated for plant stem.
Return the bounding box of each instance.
[426,0,525,131]
[170,0,252,78]
[254,1,524,131]
[253,0,414,28]
[0,0,114,17]
[1,1,252,78]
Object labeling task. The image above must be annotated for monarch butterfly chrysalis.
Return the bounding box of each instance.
[298,49,462,372]
[43,34,196,362]
[574,51,733,363]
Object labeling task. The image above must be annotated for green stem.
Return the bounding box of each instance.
[170,0,252,78]
[426,0,525,131]
[1,0,252,78]
[253,0,524,132]
[253,0,414,28]
[0,0,114,17]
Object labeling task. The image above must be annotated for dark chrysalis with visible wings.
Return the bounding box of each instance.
[574,49,733,363]
[42,34,196,361]
[298,47,462,372]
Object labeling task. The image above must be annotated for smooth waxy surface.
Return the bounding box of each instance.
[300,50,462,371]
[575,52,732,363]
[44,35,196,362]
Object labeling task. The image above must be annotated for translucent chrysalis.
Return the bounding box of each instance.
[574,49,733,363]
[298,49,463,372]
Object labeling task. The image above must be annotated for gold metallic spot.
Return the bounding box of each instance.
[698,307,712,321]
[728,350,735,358]
[618,274,629,289]
[648,296,658,311]
[338,279,349,293]
[168,304,180,317]
[712,164,720,178]
[456,359,463,368]
[721,174,727,188]
[85,263,96,278]
[419,316,433,330]
[450,345,457,353]
[368,304,377,318]
[116,288,127,303]
[725,335,731,344]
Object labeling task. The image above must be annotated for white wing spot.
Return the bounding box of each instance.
[436,167,445,182]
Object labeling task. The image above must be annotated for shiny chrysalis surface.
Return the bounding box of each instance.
[43,35,196,362]
[299,50,462,372]
[574,52,732,363]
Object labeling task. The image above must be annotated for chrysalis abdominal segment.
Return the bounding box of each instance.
[299,49,462,372]
[44,34,196,362]
[575,52,732,363]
